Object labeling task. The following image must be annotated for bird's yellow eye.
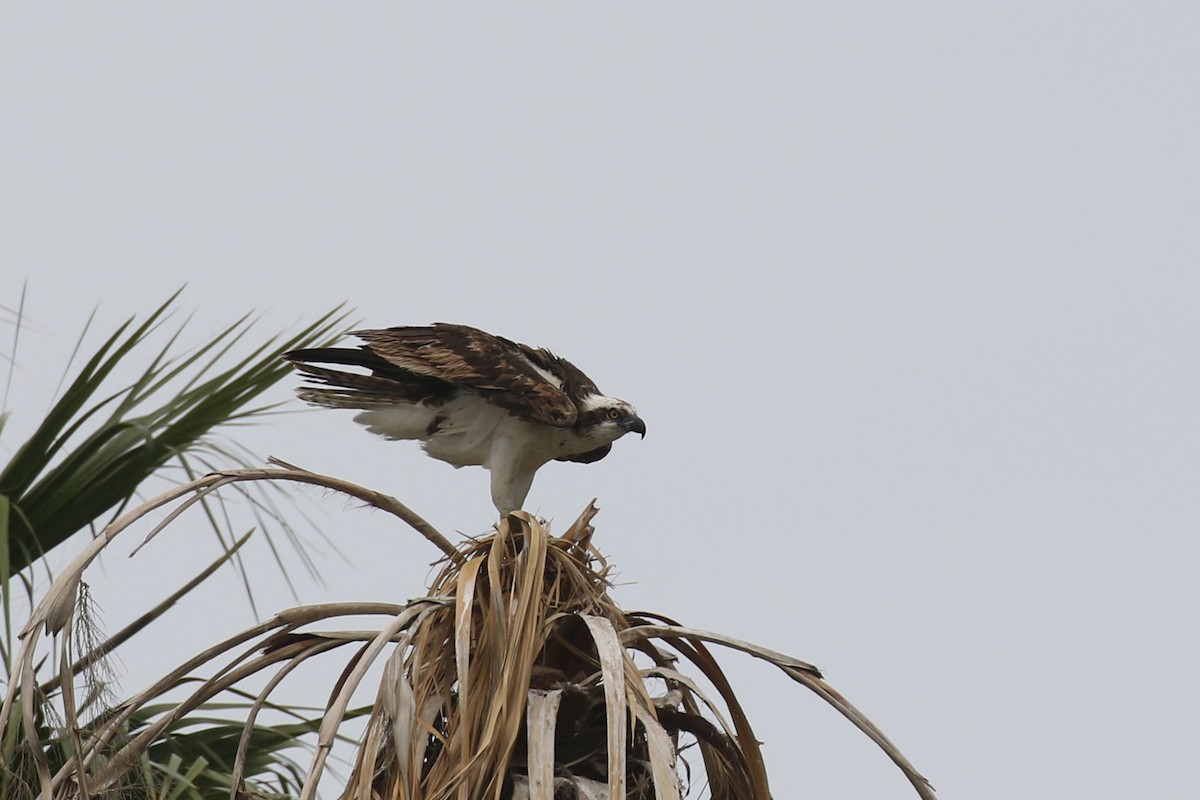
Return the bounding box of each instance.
[607,408,621,420]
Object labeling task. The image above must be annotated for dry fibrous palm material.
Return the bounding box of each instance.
[338,503,934,800]
[340,504,676,800]
[3,465,935,800]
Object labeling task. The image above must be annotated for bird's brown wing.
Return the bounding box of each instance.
[353,323,589,427]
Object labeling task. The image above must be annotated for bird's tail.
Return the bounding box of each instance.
[288,363,408,409]
[285,345,449,409]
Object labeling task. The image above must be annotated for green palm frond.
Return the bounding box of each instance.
[0,295,352,800]
[0,291,350,576]
[132,701,366,800]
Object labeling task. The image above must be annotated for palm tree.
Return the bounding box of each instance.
[2,295,936,799]
[0,290,349,799]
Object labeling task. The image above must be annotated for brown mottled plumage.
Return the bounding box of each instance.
[285,323,645,514]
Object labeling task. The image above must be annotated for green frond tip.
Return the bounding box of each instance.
[0,298,352,575]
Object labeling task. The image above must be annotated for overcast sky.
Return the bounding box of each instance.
[3,4,1199,798]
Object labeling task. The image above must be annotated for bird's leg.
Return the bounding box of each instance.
[489,465,537,516]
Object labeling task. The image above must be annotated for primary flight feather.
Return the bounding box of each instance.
[285,323,645,514]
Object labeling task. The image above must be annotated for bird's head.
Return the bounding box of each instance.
[579,395,646,443]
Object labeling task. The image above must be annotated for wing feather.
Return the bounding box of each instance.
[352,324,592,427]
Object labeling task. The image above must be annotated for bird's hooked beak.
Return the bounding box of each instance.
[625,416,647,439]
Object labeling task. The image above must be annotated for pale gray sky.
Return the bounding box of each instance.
[3,4,1199,798]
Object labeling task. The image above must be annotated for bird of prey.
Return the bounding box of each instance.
[285,323,645,514]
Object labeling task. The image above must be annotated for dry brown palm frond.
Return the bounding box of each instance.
[337,508,935,800]
[5,465,935,800]
[0,463,455,800]
[338,507,680,800]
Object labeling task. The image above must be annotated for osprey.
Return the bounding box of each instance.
[285,323,645,514]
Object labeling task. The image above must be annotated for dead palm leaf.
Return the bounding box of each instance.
[5,465,935,800]
[338,505,934,800]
